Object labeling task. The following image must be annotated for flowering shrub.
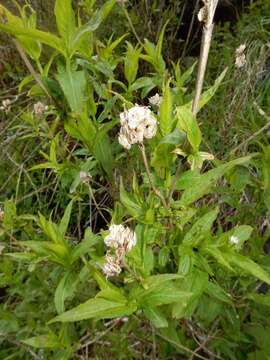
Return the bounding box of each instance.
[0,0,270,359]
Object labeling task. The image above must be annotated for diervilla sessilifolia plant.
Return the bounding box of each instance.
[0,0,270,357]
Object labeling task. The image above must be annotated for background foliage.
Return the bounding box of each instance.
[0,0,270,359]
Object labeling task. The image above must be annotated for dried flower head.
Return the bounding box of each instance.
[197,0,218,24]
[34,101,48,116]
[0,98,11,113]
[104,224,137,253]
[118,105,157,149]
[235,44,246,69]
[149,93,162,108]
[79,171,91,184]
[103,254,122,278]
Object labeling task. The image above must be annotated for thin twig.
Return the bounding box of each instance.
[13,39,51,99]
[122,5,143,46]
[230,102,270,155]
[139,143,168,209]
[156,332,209,360]
[181,0,200,61]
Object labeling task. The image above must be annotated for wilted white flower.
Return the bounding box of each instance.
[229,235,239,245]
[198,5,207,23]
[34,101,48,116]
[0,98,11,113]
[103,254,122,278]
[149,93,162,108]
[197,0,218,24]
[104,224,137,253]
[235,44,246,69]
[79,171,91,183]
[118,105,157,149]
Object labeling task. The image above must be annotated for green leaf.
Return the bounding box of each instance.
[72,228,100,259]
[54,271,77,314]
[247,293,270,307]
[159,80,173,135]
[120,179,142,218]
[204,245,234,271]
[59,201,73,237]
[96,288,127,303]
[71,0,116,53]
[0,23,65,55]
[172,270,208,319]
[54,0,76,54]
[176,105,201,151]
[129,76,157,94]
[57,69,86,113]
[38,214,64,245]
[140,283,191,307]
[197,68,227,112]
[143,274,183,290]
[206,282,232,304]
[223,252,270,284]
[94,135,114,177]
[22,335,61,349]
[124,42,141,84]
[178,156,251,207]
[159,128,186,146]
[182,208,219,247]
[144,307,168,328]
[49,297,136,323]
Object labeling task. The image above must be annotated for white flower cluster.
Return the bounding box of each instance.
[0,99,11,113]
[118,105,157,150]
[149,93,162,108]
[235,44,246,69]
[103,224,136,278]
[34,101,48,116]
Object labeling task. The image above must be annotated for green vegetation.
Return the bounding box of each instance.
[0,1,269,359]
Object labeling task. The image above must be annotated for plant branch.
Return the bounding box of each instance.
[192,0,219,116]
[139,143,168,209]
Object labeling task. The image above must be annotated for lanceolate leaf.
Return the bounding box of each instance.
[120,179,142,218]
[144,307,168,328]
[0,23,65,55]
[182,208,219,247]
[223,252,270,285]
[22,335,61,349]
[57,70,86,113]
[54,271,77,314]
[160,80,173,135]
[71,0,116,53]
[178,156,251,207]
[138,283,191,307]
[49,297,136,323]
[176,105,201,151]
[54,0,76,53]
[59,200,73,237]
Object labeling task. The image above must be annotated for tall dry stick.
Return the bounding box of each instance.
[192,0,219,116]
